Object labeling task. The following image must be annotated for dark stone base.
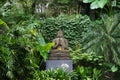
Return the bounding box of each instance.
[49,57,70,60]
[48,52,71,60]
[46,60,73,71]
[50,50,69,54]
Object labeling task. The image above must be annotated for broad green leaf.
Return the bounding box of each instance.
[44,43,54,51]
[6,71,13,79]
[36,42,54,61]
[38,33,46,45]
[85,0,108,9]
[90,0,99,9]
[30,29,37,36]
[87,77,92,80]
[82,14,120,65]
[0,19,9,30]
[99,0,108,8]
[58,0,69,4]
[111,65,118,72]
[83,0,94,3]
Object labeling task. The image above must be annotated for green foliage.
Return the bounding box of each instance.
[35,41,54,61]
[83,0,108,9]
[33,67,103,80]
[70,48,104,67]
[0,0,54,79]
[111,65,118,72]
[83,0,120,9]
[40,14,91,48]
[29,27,54,61]
[76,66,103,80]
[0,19,9,34]
[33,69,76,80]
[58,0,69,4]
[47,0,79,16]
[70,47,119,79]
[0,0,38,26]
[82,0,120,16]
[0,15,53,79]
[0,19,9,29]
[0,35,13,79]
[82,13,120,65]
[0,0,24,24]
[0,0,120,80]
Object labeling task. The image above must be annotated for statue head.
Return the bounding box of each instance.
[57,30,64,38]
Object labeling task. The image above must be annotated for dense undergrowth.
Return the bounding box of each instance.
[1,14,120,80]
[0,0,120,80]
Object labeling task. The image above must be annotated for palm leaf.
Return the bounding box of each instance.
[82,13,120,65]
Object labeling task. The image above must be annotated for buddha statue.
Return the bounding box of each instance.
[49,30,70,60]
[52,30,68,51]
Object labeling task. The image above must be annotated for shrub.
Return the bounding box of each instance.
[0,16,53,79]
[33,68,76,80]
[75,66,103,80]
[40,14,92,48]
[70,48,104,68]
[0,35,13,79]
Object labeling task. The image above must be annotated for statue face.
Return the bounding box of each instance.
[57,30,64,38]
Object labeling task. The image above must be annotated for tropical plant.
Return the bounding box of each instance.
[82,13,120,65]
[83,0,108,9]
[35,33,54,61]
[83,0,120,16]
[47,0,79,16]
[33,68,76,80]
[40,14,91,48]
[0,14,54,79]
[76,66,103,80]
[70,48,104,67]
[0,35,13,79]
[0,19,9,34]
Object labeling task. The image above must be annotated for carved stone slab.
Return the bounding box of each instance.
[48,52,70,60]
[46,60,73,71]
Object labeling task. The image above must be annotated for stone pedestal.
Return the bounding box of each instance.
[48,50,70,60]
[46,60,73,71]
[46,51,73,71]
[46,30,73,71]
